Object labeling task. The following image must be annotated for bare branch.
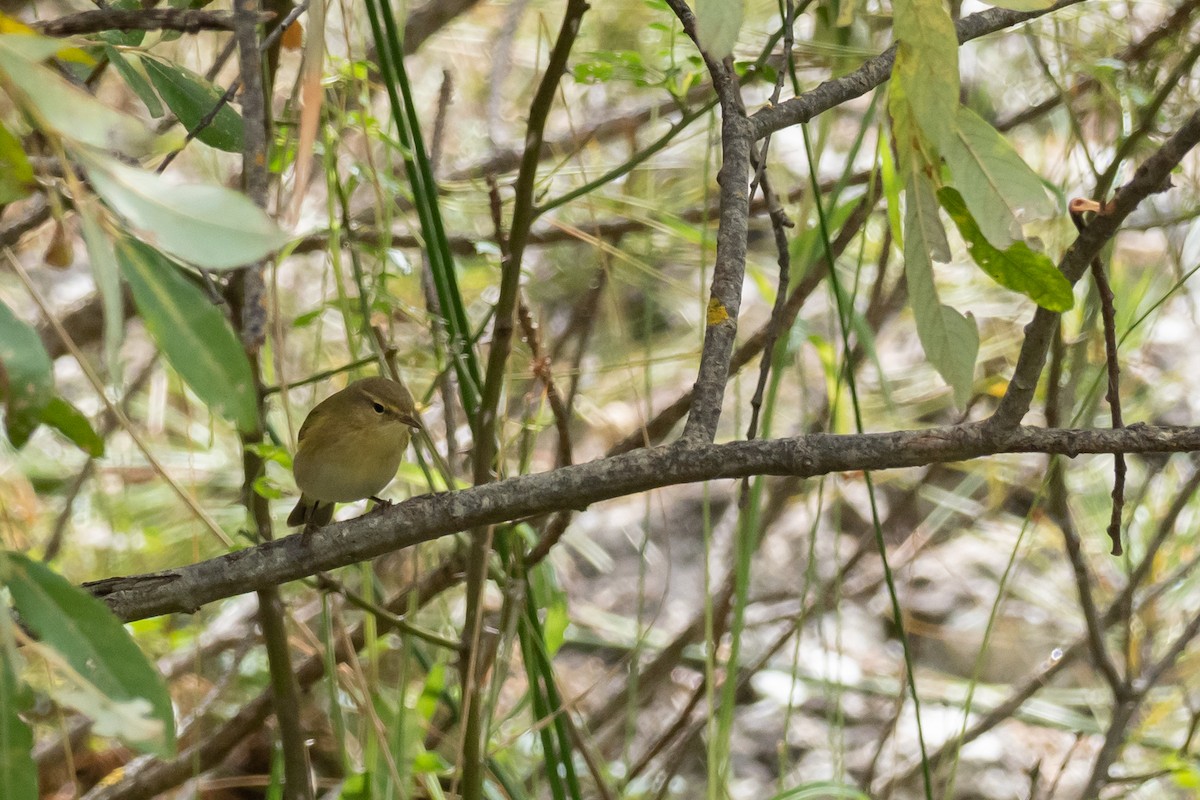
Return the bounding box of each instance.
[31,8,271,37]
[85,422,1200,624]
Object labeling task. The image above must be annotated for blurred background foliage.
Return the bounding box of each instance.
[2,0,1200,798]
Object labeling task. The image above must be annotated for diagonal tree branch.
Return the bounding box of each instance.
[987,107,1200,430]
[664,0,752,443]
[749,0,1088,140]
[86,422,1200,624]
[31,8,272,37]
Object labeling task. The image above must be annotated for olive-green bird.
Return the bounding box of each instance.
[287,376,422,531]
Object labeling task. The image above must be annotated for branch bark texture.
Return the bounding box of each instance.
[88,423,1200,623]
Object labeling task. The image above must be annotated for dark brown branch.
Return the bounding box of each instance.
[31,9,271,37]
[85,422,1200,624]
[664,0,750,444]
[749,0,1088,140]
[988,108,1200,430]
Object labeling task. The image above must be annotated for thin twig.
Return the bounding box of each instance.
[1070,199,1126,556]
[32,8,271,37]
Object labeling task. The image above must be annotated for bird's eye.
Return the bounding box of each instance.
[372,402,385,414]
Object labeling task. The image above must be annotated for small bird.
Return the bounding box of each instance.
[287,376,422,532]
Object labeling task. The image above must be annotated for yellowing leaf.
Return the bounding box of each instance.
[890,0,959,158]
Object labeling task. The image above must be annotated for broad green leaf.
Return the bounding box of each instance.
[0,635,36,800]
[941,107,1056,248]
[695,0,744,61]
[79,148,290,270]
[905,175,977,408]
[938,187,1073,312]
[140,56,243,152]
[0,120,34,204]
[39,396,104,457]
[880,142,904,249]
[890,0,959,157]
[78,200,125,381]
[0,300,53,447]
[4,553,175,756]
[907,162,950,263]
[0,35,158,157]
[115,238,258,433]
[104,45,163,118]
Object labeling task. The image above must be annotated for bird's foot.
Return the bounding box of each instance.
[367,496,393,515]
[300,520,322,544]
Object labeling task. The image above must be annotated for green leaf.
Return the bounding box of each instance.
[695,0,744,61]
[0,300,53,448]
[4,553,175,756]
[140,56,243,152]
[938,187,1073,312]
[78,200,125,381]
[0,120,34,204]
[79,147,290,270]
[0,640,36,800]
[880,142,904,250]
[889,0,959,160]
[104,45,163,118]
[115,238,258,432]
[0,35,160,157]
[907,162,950,263]
[941,106,1056,247]
[39,397,104,457]
[904,175,977,408]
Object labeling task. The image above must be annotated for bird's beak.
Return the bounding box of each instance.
[401,412,424,430]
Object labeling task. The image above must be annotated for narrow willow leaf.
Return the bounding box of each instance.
[908,164,950,263]
[0,641,36,800]
[0,120,34,204]
[79,148,289,270]
[890,0,959,156]
[39,396,104,457]
[140,56,243,152]
[695,0,744,60]
[0,300,53,447]
[880,143,904,249]
[941,107,1056,248]
[4,553,175,756]
[115,238,258,433]
[104,45,163,118]
[0,35,158,157]
[938,187,1073,311]
[905,175,977,408]
[78,200,125,382]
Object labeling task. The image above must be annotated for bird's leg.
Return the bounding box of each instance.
[366,495,393,515]
[300,520,321,543]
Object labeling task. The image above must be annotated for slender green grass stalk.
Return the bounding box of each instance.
[801,120,934,800]
[361,0,481,421]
